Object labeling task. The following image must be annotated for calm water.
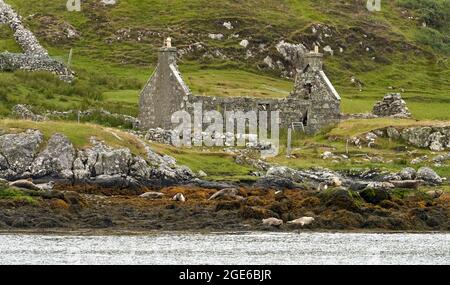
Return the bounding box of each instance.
[0,232,449,265]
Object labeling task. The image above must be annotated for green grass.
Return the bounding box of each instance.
[0,186,38,205]
[0,119,147,155]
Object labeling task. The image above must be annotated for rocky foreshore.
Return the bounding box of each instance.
[0,182,449,232]
[0,128,449,232]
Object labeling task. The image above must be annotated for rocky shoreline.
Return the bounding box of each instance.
[0,184,449,232]
[0,127,449,233]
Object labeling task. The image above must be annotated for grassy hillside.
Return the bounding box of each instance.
[0,0,449,119]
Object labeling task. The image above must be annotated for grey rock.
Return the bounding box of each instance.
[254,177,296,190]
[429,132,445,151]
[399,167,416,180]
[31,133,75,179]
[0,130,43,177]
[402,127,433,148]
[416,167,443,185]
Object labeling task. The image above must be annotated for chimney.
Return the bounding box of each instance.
[303,45,323,72]
[158,37,177,66]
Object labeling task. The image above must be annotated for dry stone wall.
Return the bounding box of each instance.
[0,0,73,81]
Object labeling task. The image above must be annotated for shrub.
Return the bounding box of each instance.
[398,0,450,30]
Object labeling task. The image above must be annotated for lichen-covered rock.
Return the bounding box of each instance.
[399,167,417,180]
[416,167,443,185]
[31,133,75,179]
[275,41,307,75]
[429,132,445,151]
[0,130,43,177]
[372,93,411,118]
[401,127,433,148]
[266,166,342,186]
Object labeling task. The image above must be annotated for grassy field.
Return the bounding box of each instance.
[0,0,448,120]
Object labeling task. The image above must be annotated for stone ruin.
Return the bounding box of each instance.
[138,39,341,135]
[0,0,73,81]
[372,93,411,118]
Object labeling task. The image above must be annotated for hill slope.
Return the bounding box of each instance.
[0,0,449,119]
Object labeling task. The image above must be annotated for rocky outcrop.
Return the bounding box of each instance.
[0,129,43,178]
[266,166,343,186]
[372,93,411,118]
[31,133,75,179]
[396,126,449,151]
[355,125,450,151]
[0,0,73,81]
[275,41,307,76]
[0,129,194,187]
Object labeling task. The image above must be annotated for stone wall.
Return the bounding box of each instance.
[0,0,73,81]
[138,44,341,135]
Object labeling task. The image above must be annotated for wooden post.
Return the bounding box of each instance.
[346,138,349,155]
[287,127,292,157]
[68,48,73,68]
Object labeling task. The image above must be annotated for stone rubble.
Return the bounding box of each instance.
[372,93,411,118]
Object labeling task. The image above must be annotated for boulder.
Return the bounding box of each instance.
[262,217,283,227]
[429,132,445,151]
[254,177,295,190]
[324,189,361,211]
[31,133,75,179]
[399,167,416,180]
[287,217,315,226]
[401,127,433,148]
[360,188,391,204]
[416,167,443,185]
[0,130,43,177]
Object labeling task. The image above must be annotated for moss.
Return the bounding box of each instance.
[0,187,38,205]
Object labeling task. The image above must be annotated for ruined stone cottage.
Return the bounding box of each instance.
[138,39,341,134]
